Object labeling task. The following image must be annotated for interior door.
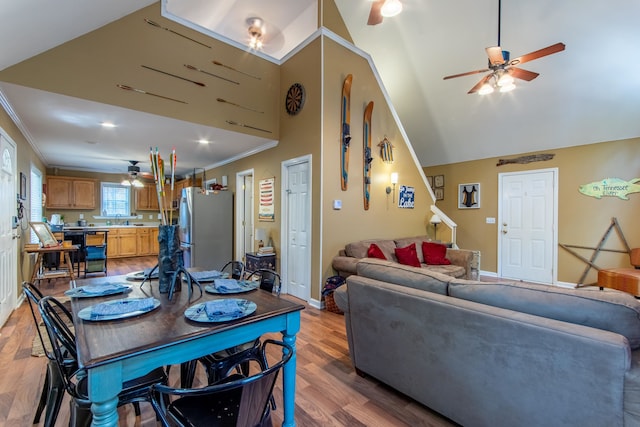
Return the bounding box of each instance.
[235,170,253,263]
[282,157,311,301]
[499,169,557,284]
[0,132,17,327]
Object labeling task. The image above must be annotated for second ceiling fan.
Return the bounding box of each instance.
[443,0,565,94]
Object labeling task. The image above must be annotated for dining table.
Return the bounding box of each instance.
[70,273,305,427]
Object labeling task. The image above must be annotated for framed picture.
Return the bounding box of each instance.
[434,174,444,188]
[30,222,59,247]
[458,183,480,209]
[434,188,444,201]
[19,172,27,200]
[426,175,434,188]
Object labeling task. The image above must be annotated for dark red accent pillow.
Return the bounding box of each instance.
[422,241,451,265]
[395,243,421,267]
[367,243,387,260]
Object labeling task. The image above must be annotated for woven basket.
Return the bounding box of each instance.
[325,292,343,314]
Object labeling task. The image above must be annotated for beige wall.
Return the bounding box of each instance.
[424,138,640,284]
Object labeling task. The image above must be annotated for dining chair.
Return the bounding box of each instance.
[247,268,281,296]
[151,339,293,427]
[220,260,245,280]
[38,295,169,426]
[22,282,71,427]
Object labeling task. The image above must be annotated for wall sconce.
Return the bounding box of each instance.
[386,172,398,199]
[430,214,442,240]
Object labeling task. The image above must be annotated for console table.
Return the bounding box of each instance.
[246,252,276,272]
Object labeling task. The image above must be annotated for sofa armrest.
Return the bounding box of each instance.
[332,256,359,278]
[446,248,474,279]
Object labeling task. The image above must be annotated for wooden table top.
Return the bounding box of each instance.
[70,275,305,369]
[24,244,79,253]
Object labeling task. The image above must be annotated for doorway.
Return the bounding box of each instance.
[498,168,558,284]
[0,131,17,327]
[235,170,253,263]
[281,155,311,301]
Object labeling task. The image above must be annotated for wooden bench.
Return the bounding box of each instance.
[598,248,640,296]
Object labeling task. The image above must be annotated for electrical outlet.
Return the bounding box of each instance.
[79,213,84,219]
[137,215,142,219]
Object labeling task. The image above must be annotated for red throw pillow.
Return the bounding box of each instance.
[367,243,387,260]
[395,243,421,267]
[422,241,451,265]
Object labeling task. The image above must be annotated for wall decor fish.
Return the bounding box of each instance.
[578,178,640,200]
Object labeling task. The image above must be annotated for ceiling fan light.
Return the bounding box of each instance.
[497,72,514,87]
[381,0,403,18]
[479,83,495,95]
[499,82,516,93]
[131,178,144,188]
[121,178,132,186]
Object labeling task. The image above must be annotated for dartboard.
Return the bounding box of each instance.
[285,83,305,115]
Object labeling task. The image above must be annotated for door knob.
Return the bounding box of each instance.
[502,229,508,234]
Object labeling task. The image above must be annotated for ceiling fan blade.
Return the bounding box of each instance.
[486,46,505,66]
[468,74,493,94]
[509,42,566,66]
[367,0,384,26]
[508,67,539,81]
[443,68,490,80]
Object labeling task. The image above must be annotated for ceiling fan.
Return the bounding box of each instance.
[443,0,565,94]
[367,0,403,26]
[121,160,146,187]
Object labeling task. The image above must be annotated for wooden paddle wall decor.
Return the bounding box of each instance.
[341,74,353,190]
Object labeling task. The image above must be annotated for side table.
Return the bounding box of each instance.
[245,252,276,273]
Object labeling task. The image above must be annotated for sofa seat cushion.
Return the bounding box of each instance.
[421,264,466,279]
[356,258,460,295]
[624,350,640,426]
[449,281,640,349]
[345,239,397,262]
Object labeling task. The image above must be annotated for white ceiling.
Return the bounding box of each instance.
[1,0,639,178]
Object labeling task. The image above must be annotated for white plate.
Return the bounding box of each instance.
[125,269,158,281]
[204,280,258,294]
[65,282,131,298]
[78,297,160,321]
[184,298,256,323]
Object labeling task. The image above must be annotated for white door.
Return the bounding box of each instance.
[0,132,17,327]
[499,169,557,284]
[282,156,311,301]
[235,170,253,263]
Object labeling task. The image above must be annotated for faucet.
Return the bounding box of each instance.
[115,214,122,225]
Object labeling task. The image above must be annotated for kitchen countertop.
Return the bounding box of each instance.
[63,224,161,231]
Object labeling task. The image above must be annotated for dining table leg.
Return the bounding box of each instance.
[282,312,301,427]
[87,365,122,427]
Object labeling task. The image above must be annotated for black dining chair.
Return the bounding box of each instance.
[38,295,168,426]
[23,282,72,427]
[151,339,293,427]
[247,268,281,296]
[220,260,245,280]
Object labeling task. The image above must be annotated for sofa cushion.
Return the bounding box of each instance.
[395,243,421,267]
[422,241,451,265]
[420,264,466,278]
[345,239,397,261]
[367,243,387,260]
[356,258,454,295]
[449,280,640,349]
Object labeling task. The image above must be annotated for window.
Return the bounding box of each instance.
[30,166,43,243]
[101,182,131,216]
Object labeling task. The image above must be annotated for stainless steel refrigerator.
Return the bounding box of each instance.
[178,187,233,270]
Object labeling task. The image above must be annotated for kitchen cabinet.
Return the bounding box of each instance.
[137,228,153,256]
[106,228,137,258]
[135,184,159,211]
[150,227,159,254]
[46,176,96,209]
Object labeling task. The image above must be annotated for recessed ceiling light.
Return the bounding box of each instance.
[198,139,210,144]
[85,140,99,145]
[101,121,117,128]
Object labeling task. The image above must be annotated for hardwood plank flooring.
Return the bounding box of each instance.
[0,256,457,426]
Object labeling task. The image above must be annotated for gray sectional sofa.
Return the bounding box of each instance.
[331,235,475,279]
[334,258,640,427]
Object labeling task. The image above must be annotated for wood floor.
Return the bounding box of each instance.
[0,256,457,427]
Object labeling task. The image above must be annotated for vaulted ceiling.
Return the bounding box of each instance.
[1,0,638,177]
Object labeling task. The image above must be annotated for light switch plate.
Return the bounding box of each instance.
[486,217,496,224]
[333,199,342,210]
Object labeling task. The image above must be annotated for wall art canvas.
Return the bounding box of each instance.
[258,177,275,221]
[458,183,480,209]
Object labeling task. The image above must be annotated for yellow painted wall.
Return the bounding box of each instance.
[321,37,434,279]
[424,138,640,284]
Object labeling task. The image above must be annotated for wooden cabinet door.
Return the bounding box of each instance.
[46,177,73,208]
[136,184,162,211]
[107,231,118,257]
[118,229,138,257]
[73,180,96,209]
[137,228,151,256]
[150,227,159,255]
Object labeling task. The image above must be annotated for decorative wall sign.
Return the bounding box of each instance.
[398,185,415,208]
[578,177,640,200]
[458,183,480,209]
[258,178,275,222]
